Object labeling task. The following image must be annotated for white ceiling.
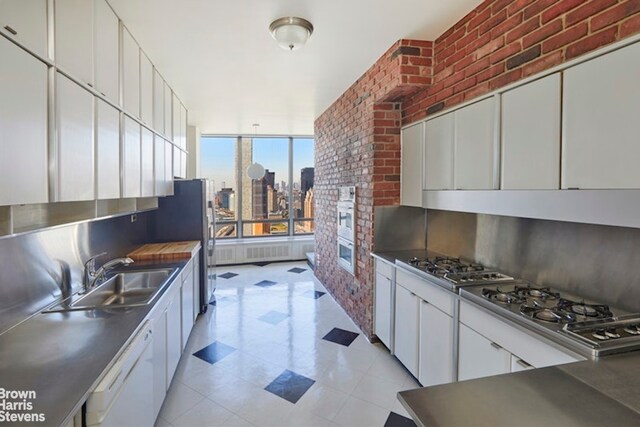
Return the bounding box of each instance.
[108,0,483,135]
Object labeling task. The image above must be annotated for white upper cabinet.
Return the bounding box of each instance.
[96,99,120,199]
[400,122,424,207]
[56,73,94,201]
[164,83,172,138]
[153,69,164,132]
[164,140,174,195]
[454,97,498,190]
[502,74,561,190]
[141,127,154,197]
[94,0,119,103]
[0,0,48,58]
[172,93,180,145]
[154,135,165,196]
[140,52,153,126]
[173,146,182,179]
[424,113,454,190]
[0,37,48,206]
[55,0,94,87]
[180,103,187,150]
[562,42,640,189]
[123,115,141,198]
[122,26,140,119]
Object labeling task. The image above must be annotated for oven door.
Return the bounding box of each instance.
[337,201,355,241]
[337,237,355,275]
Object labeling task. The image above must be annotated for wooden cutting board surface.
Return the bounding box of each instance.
[128,241,201,261]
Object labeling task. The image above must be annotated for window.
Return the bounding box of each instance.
[201,136,314,239]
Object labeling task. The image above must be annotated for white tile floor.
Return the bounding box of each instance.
[157,261,420,427]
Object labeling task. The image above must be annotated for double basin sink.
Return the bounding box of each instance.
[47,268,177,312]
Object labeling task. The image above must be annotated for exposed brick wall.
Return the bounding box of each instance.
[314,0,640,339]
[403,0,640,124]
[314,41,431,338]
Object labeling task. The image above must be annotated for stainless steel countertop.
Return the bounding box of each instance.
[398,356,640,427]
[0,260,188,427]
[371,249,435,265]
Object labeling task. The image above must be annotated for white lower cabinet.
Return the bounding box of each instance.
[394,284,420,377]
[151,307,168,419]
[181,261,195,349]
[458,323,511,381]
[510,354,534,372]
[375,272,393,350]
[165,284,182,387]
[419,301,454,386]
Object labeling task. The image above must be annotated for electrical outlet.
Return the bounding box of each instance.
[130,214,137,223]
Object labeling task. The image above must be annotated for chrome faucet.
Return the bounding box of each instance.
[83,252,134,293]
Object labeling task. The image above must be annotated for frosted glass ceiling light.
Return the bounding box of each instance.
[269,17,314,51]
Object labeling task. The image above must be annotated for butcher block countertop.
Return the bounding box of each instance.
[127,241,201,261]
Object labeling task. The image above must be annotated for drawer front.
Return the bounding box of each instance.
[460,300,585,368]
[396,269,454,316]
[375,259,395,280]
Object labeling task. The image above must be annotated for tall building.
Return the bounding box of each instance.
[239,138,253,221]
[303,187,314,219]
[267,185,278,213]
[219,188,235,209]
[251,169,275,220]
[300,167,314,211]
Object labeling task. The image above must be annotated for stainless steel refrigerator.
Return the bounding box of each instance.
[151,179,216,313]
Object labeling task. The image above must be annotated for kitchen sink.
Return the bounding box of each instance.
[46,268,177,312]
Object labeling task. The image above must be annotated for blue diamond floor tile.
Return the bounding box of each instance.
[258,310,290,325]
[264,370,315,404]
[303,290,326,299]
[254,280,277,287]
[322,327,360,347]
[288,267,307,274]
[219,272,238,279]
[193,341,236,365]
[384,412,417,427]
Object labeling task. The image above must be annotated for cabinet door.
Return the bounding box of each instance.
[181,267,195,350]
[454,97,498,190]
[96,99,120,199]
[164,140,174,195]
[0,37,48,206]
[164,83,172,137]
[94,0,119,103]
[153,69,164,132]
[152,310,167,418]
[401,122,424,207]
[141,127,154,197]
[419,301,453,386]
[122,26,140,118]
[502,74,560,190]
[424,113,454,190]
[394,284,419,377]
[173,146,182,179]
[172,93,180,144]
[55,0,93,87]
[57,74,94,201]
[458,323,511,381]
[510,354,535,372]
[193,255,200,320]
[0,0,48,58]
[181,149,187,178]
[123,116,141,198]
[180,103,187,150]
[140,52,153,126]
[374,273,392,350]
[562,42,640,189]
[166,289,181,388]
[154,135,166,196]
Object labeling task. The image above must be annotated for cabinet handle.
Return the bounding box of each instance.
[490,342,502,350]
[4,25,17,35]
[516,359,532,369]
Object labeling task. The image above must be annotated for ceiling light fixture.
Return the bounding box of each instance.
[269,17,314,51]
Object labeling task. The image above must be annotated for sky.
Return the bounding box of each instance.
[200,136,314,192]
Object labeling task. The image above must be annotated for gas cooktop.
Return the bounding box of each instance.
[402,256,514,287]
[463,282,640,357]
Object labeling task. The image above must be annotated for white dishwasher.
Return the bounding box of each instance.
[86,322,155,427]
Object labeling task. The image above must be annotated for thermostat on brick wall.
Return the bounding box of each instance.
[338,186,356,202]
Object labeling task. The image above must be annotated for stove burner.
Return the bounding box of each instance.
[624,324,640,335]
[520,305,575,323]
[482,288,525,305]
[592,329,609,340]
[557,298,612,319]
[605,328,621,339]
[514,286,559,300]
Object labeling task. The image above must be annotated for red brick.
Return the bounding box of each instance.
[491,12,524,38]
[463,81,491,100]
[468,7,493,30]
[477,62,505,83]
[456,29,480,49]
[506,16,540,44]
[489,68,522,90]
[541,0,584,24]
[446,26,468,47]
[479,9,508,35]
[464,56,491,77]
[566,0,618,27]
[477,37,506,58]
[522,19,563,48]
[523,0,557,19]
[621,13,640,37]
[565,26,618,59]
[490,41,522,64]
[592,0,640,31]
[492,0,514,15]
[542,22,588,53]
[454,76,477,93]
[508,0,537,15]
[522,50,564,77]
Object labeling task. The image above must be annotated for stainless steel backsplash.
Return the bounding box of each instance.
[373,206,427,251]
[427,209,640,312]
[0,213,151,335]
